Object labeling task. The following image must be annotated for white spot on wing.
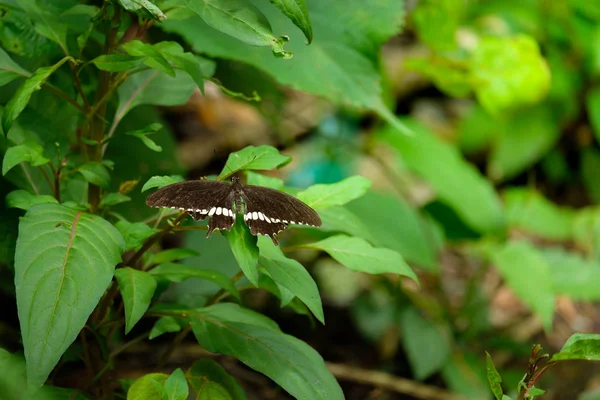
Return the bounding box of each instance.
[264,215,271,223]
[208,207,216,216]
[258,212,264,221]
[252,211,258,220]
[216,207,222,215]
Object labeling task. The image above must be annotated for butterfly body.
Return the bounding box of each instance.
[146,176,321,244]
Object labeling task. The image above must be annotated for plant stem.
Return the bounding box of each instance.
[157,325,192,368]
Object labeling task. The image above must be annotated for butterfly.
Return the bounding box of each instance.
[145,176,322,245]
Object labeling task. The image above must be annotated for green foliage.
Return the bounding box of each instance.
[2,1,599,399]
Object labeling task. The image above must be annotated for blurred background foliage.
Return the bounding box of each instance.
[3,0,600,398]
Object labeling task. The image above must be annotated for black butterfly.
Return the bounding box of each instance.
[145,176,322,245]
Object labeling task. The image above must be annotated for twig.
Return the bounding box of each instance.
[157,325,192,368]
[20,164,39,195]
[38,164,54,193]
[326,362,468,400]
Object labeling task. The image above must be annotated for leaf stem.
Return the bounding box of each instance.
[39,164,54,193]
[157,325,191,368]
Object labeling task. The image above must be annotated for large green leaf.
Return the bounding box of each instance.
[185,0,292,59]
[2,57,72,134]
[257,237,324,323]
[14,204,125,387]
[114,267,158,334]
[224,219,260,286]
[491,241,555,331]
[218,145,291,180]
[163,368,189,400]
[127,373,169,400]
[296,176,371,209]
[378,120,505,234]
[303,235,417,282]
[187,303,343,400]
[161,0,412,135]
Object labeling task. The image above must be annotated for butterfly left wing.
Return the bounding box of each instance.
[145,180,237,237]
[240,184,321,244]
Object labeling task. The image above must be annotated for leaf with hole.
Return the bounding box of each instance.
[115,267,157,334]
[14,203,124,387]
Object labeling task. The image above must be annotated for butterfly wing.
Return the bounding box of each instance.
[145,180,237,237]
[240,184,321,244]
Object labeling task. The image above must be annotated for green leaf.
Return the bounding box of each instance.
[121,40,175,76]
[268,0,312,43]
[126,124,164,152]
[164,368,188,400]
[0,46,30,87]
[2,141,50,175]
[471,35,550,114]
[142,175,185,192]
[400,308,450,380]
[488,106,560,181]
[187,304,343,400]
[15,204,125,387]
[115,267,158,334]
[149,316,185,340]
[128,373,169,400]
[572,208,600,254]
[317,206,375,243]
[185,0,292,59]
[5,190,58,210]
[296,176,372,210]
[161,0,411,135]
[19,0,68,51]
[441,353,490,399]
[78,162,111,189]
[246,171,284,190]
[411,0,462,51]
[504,188,574,241]
[118,0,167,21]
[550,333,600,362]
[196,382,232,400]
[2,56,71,133]
[346,191,440,270]
[188,360,247,400]
[224,219,259,286]
[486,352,504,400]
[257,237,324,323]
[150,263,241,300]
[490,241,555,331]
[117,70,197,120]
[153,248,200,264]
[115,220,158,251]
[218,145,291,180]
[378,119,504,234]
[154,41,209,90]
[92,54,147,72]
[304,235,418,282]
[100,193,132,207]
